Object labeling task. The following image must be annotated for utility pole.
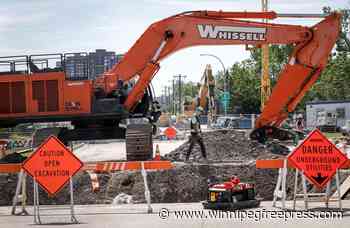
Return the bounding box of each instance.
[173,74,187,115]
[162,86,168,111]
[166,86,171,113]
[172,79,175,114]
[164,86,167,112]
[261,0,271,111]
[162,86,166,105]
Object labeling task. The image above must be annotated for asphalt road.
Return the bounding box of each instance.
[1,201,350,228]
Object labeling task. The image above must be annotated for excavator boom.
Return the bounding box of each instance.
[96,10,340,136]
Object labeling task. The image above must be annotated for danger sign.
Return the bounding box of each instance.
[288,129,348,189]
[22,136,83,195]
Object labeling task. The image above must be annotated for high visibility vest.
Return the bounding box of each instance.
[190,115,201,133]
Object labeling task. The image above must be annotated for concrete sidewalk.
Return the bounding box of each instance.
[1,201,349,228]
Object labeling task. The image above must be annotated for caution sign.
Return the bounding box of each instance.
[288,129,348,189]
[22,136,83,195]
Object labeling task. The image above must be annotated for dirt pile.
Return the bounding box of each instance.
[103,130,292,203]
[165,130,286,162]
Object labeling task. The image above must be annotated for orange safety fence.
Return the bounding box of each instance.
[256,159,350,169]
[0,160,173,174]
[0,164,22,173]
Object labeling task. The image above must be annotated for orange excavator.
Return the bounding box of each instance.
[184,64,216,117]
[0,10,342,152]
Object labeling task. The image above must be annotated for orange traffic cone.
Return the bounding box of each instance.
[154,144,161,161]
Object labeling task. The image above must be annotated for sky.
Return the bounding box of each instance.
[0,0,348,96]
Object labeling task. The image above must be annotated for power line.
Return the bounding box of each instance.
[173,74,187,115]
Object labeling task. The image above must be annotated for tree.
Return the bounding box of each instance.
[214,60,260,113]
[249,45,293,84]
[323,6,350,52]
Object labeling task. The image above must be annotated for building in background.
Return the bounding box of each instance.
[64,53,89,80]
[89,49,117,79]
[306,100,350,129]
[60,49,123,80]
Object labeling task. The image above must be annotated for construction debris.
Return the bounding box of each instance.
[112,193,133,204]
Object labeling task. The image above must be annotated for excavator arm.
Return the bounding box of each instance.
[95,10,341,137]
[193,64,215,111]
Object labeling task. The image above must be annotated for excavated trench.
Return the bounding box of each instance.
[0,130,299,205]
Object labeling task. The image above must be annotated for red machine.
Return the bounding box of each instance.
[203,176,260,210]
[0,11,342,146]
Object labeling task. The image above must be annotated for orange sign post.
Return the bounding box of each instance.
[288,129,348,189]
[22,136,83,195]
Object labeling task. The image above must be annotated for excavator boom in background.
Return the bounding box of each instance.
[0,10,342,152]
[184,64,216,122]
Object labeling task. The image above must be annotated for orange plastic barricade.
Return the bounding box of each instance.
[0,164,22,173]
[0,160,173,174]
[256,159,350,169]
[83,160,173,173]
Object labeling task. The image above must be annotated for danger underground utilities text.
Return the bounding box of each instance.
[294,144,341,172]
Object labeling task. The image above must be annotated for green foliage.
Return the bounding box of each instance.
[214,44,292,114]
[172,80,199,107]
[226,60,261,113]
[299,52,350,106]
[249,45,293,82]
[229,47,350,113]
[323,6,350,52]
[182,81,199,98]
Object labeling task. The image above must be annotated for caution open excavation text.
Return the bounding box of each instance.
[22,136,83,195]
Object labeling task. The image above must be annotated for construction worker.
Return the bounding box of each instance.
[186,107,207,162]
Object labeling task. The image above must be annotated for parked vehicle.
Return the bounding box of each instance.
[212,116,252,129]
[316,110,339,132]
[341,120,350,136]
